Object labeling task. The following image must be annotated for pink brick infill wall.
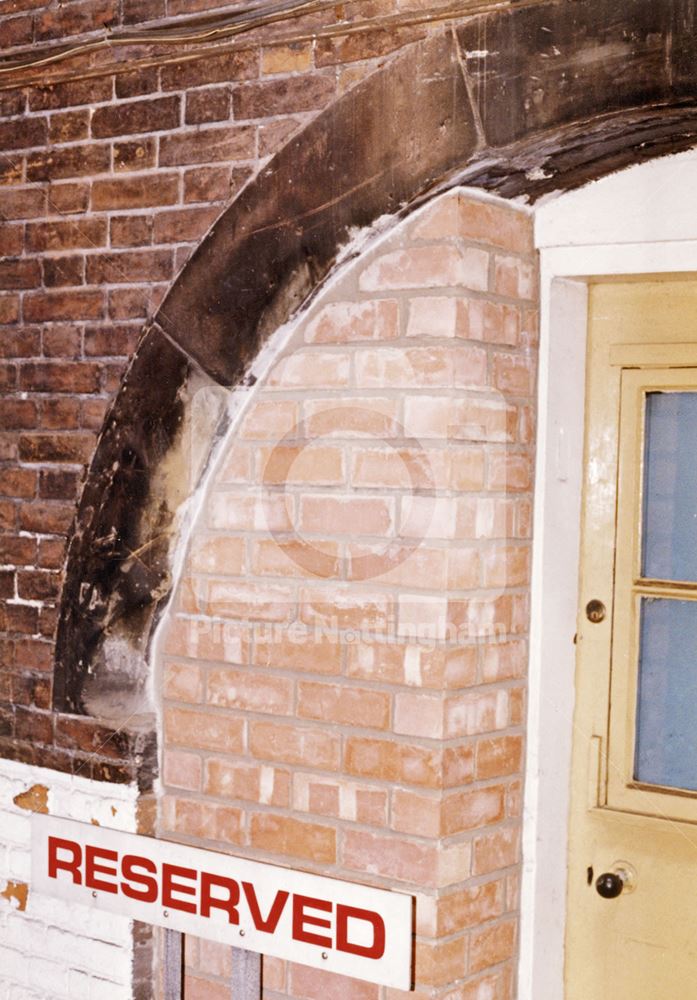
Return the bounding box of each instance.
[158,190,539,1000]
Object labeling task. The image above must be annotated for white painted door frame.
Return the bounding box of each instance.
[517,147,697,999]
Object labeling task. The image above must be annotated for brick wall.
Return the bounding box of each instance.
[0,6,430,774]
[158,190,538,999]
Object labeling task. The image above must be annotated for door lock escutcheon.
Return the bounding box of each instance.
[585,599,606,623]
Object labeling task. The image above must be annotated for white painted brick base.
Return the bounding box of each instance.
[0,757,138,1000]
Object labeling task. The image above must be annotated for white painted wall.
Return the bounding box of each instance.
[0,758,138,1000]
[520,147,697,1000]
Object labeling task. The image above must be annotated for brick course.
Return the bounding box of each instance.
[158,191,538,998]
[0,17,403,779]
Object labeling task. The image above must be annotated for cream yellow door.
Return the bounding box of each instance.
[565,279,697,1000]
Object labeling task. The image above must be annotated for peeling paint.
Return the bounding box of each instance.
[1,880,28,911]
[13,784,48,814]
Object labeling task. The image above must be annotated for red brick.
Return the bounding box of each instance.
[42,326,80,358]
[344,737,440,788]
[92,96,180,138]
[152,206,219,243]
[24,289,104,322]
[160,49,259,90]
[0,569,14,598]
[48,182,89,214]
[289,964,379,1000]
[85,249,173,284]
[342,828,436,884]
[207,668,293,715]
[261,42,313,75]
[13,638,53,671]
[37,536,67,569]
[0,501,17,530]
[442,786,506,836]
[49,110,91,145]
[19,433,95,464]
[0,117,47,152]
[40,398,80,430]
[91,174,179,210]
[469,919,517,973]
[183,165,235,203]
[114,66,159,98]
[0,400,38,429]
[113,138,156,172]
[109,214,152,248]
[185,87,231,124]
[0,224,23,257]
[26,144,111,182]
[26,218,107,251]
[83,324,140,357]
[233,73,335,118]
[43,255,85,287]
[315,27,411,66]
[19,502,75,535]
[107,288,152,320]
[204,759,289,807]
[80,398,109,429]
[34,0,118,41]
[0,468,36,499]
[0,258,40,290]
[297,681,390,729]
[249,720,340,770]
[0,158,23,186]
[15,707,53,744]
[159,125,256,166]
[29,77,114,111]
[2,14,34,48]
[17,569,61,601]
[39,469,81,501]
[0,88,25,115]
[1,603,38,634]
[476,735,524,780]
[0,534,36,566]
[20,362,100,394]
[0,324,41,358]
[0,187,46,220]
[164,707,244,754]
[250,812,336,863]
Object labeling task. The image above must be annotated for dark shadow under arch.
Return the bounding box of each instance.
[54,0,697,736]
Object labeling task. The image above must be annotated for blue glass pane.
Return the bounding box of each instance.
[642,392,697,582]
[635,597,697,790]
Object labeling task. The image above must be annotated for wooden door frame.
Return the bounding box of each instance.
[520,147,697,999]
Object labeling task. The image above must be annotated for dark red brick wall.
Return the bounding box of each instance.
[0,0,449,780]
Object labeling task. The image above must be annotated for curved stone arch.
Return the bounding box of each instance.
[55,1,697,719]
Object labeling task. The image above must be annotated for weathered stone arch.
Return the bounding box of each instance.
[55,0,697,723]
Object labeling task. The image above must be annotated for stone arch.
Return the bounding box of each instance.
[54,0,697,720]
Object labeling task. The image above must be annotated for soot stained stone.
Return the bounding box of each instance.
[54,325,192,715]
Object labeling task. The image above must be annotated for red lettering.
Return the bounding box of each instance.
[162,864,197,914]
[121,854,158,903]
[200,872,240,924]
[85,846,118,895]
[292,894,332,948]
[336,905,386,960]
[47,837,82,884]
[242,882,289,933]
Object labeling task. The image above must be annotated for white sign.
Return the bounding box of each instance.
[32,816,414,990]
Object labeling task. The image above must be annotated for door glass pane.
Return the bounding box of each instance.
[642,391,697,582]
[635,597,697,791]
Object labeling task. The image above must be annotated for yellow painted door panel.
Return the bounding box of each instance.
[565,280,697,999]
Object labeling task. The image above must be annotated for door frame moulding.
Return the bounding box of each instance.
[521,146,697,1000]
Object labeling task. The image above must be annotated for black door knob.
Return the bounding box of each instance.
[595,872,624,899]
